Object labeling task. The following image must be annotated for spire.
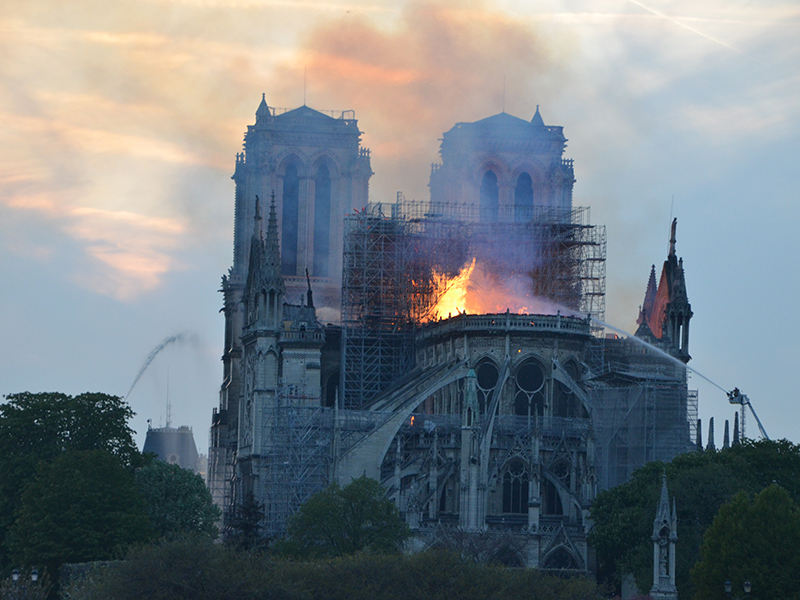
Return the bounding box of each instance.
[696,418,703,451]
[653,471,671,536]
[305,268,314,308]
[253,194,262,240]
[256,93,271,123]
[723,419,730,449]
[265,190,280,267]
[668,217,677,258]
[638,265,658,325]
[531,105,545,128]
[733,412,740,445]
[706,417,716,451]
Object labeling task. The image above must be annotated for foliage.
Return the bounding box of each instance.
[222,492,267,550]
[5,450,152,575]
[691,485,800,600]
[589,439,800,598]
[0,392,140,569]
[60,536,297,600]
[134,461,220,540]
[63,541,604,600]
[281,476,410,558]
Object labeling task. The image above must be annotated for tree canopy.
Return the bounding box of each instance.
[691,485,800,600]
[0,392,141,570]
[282,476,410,558]
[135,460,220,540]
[589,439,800,598]
[6,450,153,572]
[63,539,604,600]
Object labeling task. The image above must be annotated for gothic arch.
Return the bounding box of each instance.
[501,458,530,514]
[541,546,582,570]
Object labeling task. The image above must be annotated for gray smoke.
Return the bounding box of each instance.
[126,333,188,399]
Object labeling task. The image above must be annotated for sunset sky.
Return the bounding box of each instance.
[1,0,798,452]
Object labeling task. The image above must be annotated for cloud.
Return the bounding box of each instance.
[269,0,571,200]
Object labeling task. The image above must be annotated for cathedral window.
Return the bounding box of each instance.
[514,172,534,222]
[475,358,499,414]
[479,170,499,221]
[502,459,529,514]
[514,358,545,417]
[313,164,332,277]
[553,360,586,418]
[281,163,300,276]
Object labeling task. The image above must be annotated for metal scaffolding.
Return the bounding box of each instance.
[341,201,607,408]
[256,387,333,536]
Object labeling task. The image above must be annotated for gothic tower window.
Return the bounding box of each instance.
[502,459,529,514]
[553,360,587,418]
[479,170,499,221]
[313,164,332,277]
[281,163,300,276]
[514,172,534,222]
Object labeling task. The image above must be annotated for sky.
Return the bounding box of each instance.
[1,0,798,453]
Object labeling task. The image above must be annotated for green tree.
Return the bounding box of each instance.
[282,476,410,558]
[692,485,800,600]
[223,492,267,550]
[0,392,140,569]
[6,450,152,575]
[589,439,800,598]
[134,461,220,540]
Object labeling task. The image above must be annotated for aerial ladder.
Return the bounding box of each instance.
[727,388,769,441]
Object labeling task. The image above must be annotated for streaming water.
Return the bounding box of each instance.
[590,316,729,395]
[126,333,187,399]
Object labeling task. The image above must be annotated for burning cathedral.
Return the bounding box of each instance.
[207,96,696,570]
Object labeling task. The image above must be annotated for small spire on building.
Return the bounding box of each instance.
[638,265,658,325]
[256,93,271,122]
[706,417,716,451]
[305,268,314,308]
[668,218,677,258]
[733,412,740,445]
[696,418,703,451]
[531,105,545,128]
[265,190,280,266]
[253,194,262,240]
[723,419,730,449]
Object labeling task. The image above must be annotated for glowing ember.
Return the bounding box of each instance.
[425,258,560,322]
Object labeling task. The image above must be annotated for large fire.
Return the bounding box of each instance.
[425,258,560,322]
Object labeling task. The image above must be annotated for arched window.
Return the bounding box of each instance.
[313,164,331,277]
[475,359,499,414]
[514,359,545,417]
[281,163,300,276]
[542,547,580,570]
[324,372,339,407]
[479,170,499,221]
[514,172,534,222]
[502,459,529,514]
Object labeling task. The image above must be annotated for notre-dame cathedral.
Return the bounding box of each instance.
[207,96,695,570]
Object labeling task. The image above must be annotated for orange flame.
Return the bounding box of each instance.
[425,258,561,322]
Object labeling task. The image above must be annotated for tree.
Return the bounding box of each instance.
[282,476,410,558]
[0,392,140,569]
[5,450,152,574]
[223,492,267,550]
[692,485,800,600]
[589,439,800,598]
[134,461,220,540]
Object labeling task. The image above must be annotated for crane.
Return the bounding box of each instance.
[727,388,770,441]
